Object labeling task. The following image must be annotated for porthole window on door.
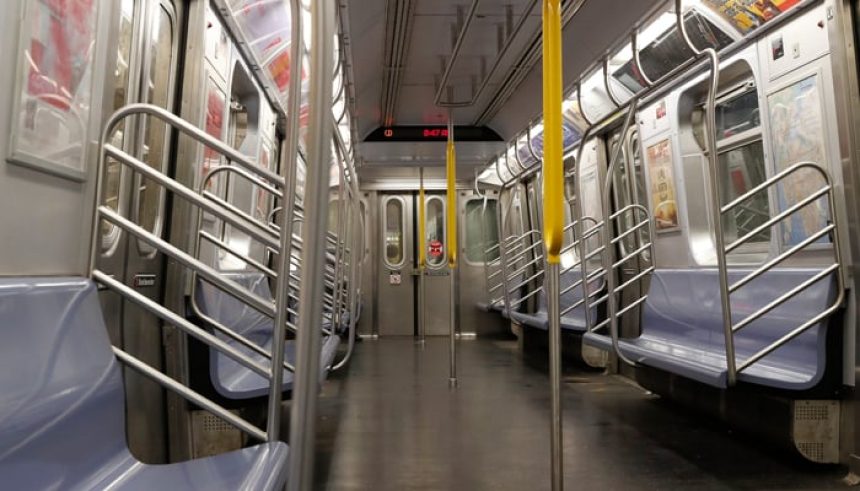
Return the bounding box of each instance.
[383,197,405,268]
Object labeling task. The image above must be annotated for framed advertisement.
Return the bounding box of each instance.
[645,139,680,232]
[7,0,100,182]
[766,72,830,247]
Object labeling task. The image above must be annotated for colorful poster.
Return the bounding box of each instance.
[767,75,829,246]
[646,139,679,231]
[701,0,801,34]
[12,0,98,176]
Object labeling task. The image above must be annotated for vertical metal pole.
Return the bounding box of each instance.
[266,0,305,440]
[287,0,335,488]
[446,117,458,387]
[601,101,639,367]
[674,0,735,385]
[542,1,564,489]
[418,166,426,344]
[546,262,562,488]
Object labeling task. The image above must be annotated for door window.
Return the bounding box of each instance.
[101,0,136,253]
[384,198,405,267]
[425,196,446,267]
[136,2,177,254]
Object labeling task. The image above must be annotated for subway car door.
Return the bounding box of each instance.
[421,193,452,336]
[608,127,651,341]
[97,0,181,463]
[378,194,415,335]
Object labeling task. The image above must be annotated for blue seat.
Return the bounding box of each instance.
[195,273,341,400]
[0,277,288,490]
[510,269,596,332]
[584,268,838,390]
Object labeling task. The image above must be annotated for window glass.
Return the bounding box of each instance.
[328,198,341,233]
[384,199,404,266]
[716,87,760,139]
[426,197,446,267]
[102,0,135,250]
[718,140,770,243]
[137,5,175,250]
[465,199,500,263]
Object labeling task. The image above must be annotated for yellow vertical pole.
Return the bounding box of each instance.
[418,167,426,344]
[446,117,458,387]
[542,0,564,490]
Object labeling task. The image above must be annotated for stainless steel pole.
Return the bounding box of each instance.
[287,0,335,488]
[447,117,458,387]
[546,261,562,490]
[419,166,427,344]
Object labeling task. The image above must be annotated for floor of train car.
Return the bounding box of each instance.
[307,337,846,490]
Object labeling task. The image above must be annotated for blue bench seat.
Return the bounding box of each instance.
[195,273,340,400]
[584,269,838,390]
[509,269,596,333]
[0,277,288,490]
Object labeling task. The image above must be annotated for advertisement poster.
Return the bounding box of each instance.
[12,0,98,178]
[646,139,679,231]
[701,0,801,34]
[768,75,829,246]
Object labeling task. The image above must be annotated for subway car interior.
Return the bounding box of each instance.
[7,0,860,489]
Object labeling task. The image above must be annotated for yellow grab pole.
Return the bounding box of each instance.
[543,0,563,265]
[419,167,427,268]
[446,117,458,387]
[446,127,458,269]
[418,167,426,343]
[542,0,564,490]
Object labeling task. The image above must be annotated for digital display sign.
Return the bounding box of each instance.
[365,126,502,142]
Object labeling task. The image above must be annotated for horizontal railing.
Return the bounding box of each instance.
[718,162,845,379]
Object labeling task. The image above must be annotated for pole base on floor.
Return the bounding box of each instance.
[449,378,458,388]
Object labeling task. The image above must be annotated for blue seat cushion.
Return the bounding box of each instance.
[0,277,288,490]
[584,268,838,390]
[195,273,340,399]
[510,269,596,333]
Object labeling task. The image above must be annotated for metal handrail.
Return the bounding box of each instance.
[715,161,845,378]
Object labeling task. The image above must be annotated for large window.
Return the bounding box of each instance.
[464,199,499,263]
[384,198,405,267]
[714,84,770,247]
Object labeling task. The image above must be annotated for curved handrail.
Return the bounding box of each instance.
[600,99,640,366]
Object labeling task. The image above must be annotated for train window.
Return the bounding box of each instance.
[102,0,135,253]
[426,197,446,268]
[578,141,605,272]
[715,84,759,138]
[718,140,770,243]
[137,4,176,254]
[464,199,500,264]
[383,198,405,267]
[328,198,341,233]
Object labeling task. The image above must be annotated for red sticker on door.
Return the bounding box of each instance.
[429,240,444,258]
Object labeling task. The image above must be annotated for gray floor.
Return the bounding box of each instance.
[313,337,847,490]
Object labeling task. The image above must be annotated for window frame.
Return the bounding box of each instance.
[381,195,407,269]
